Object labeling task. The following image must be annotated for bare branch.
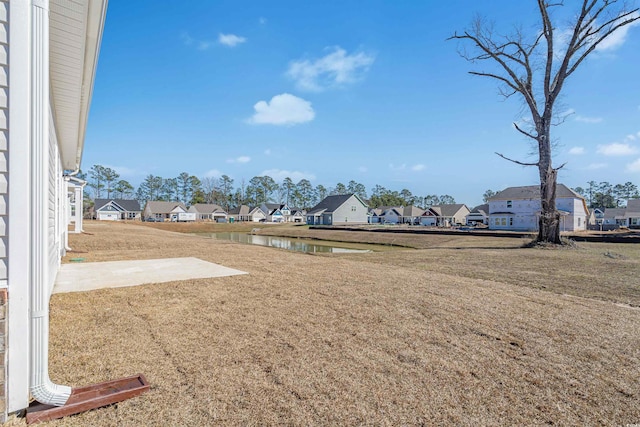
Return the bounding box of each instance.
[469,71,520,92]
[553,162,567,171]
[449,30,540,119]
[513,122,538,140]
[566,9,640,78]
[495,152,539,167]
[538,0,555,102]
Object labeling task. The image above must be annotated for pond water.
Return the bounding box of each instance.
[197,232,375,254]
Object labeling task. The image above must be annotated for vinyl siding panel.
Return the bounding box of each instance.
[0,0,6,285]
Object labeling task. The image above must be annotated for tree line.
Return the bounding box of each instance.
[573,181,639,209]
[82,164,456,211]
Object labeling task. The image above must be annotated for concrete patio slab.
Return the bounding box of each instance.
[53,257,247,294]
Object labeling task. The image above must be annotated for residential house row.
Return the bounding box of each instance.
[88,183,637,233]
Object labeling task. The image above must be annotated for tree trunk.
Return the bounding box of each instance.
[537,127,561,244]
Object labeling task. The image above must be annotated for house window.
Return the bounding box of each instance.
[506,200,512,208]
[631,218,639,225]
[494,218,500,226]
[351,205,357,211]
[501,218,507,226]
[509,217,513,226]
[578,218,581,227]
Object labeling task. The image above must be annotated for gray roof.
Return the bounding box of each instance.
[189,203,226,214]
[228,205,250,215]
[144,201,187,214]
[468,204,489,216]
[627,199,640,214]
[490,184,583,201]
[430,204,469,217]
[94,198,141,212]
[603,208,626,219]
[402,205,425,217]
[307,194,367,215]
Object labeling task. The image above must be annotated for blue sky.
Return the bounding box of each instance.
[83,1,640,206]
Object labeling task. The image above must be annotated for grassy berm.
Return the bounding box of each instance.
[10,221,639,426]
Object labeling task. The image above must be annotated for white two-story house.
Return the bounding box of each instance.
[488,184,588,232]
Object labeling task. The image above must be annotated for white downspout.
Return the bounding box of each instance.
[30,0,72,406]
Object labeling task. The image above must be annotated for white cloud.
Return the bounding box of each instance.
[203,169,222,178]
[587,163,608,170]
[287,46,375,92]
[264,149,272,156]
[226,156,251,164]
[597,142,638,156]
[247,93,315,126]
[259,17,267,25]
[568,146,585,155]
[218,33,247,47]
[575,115,603,124]
[625,134,637,141]
[627,158,640,172]
[411,164,426,171]
[358,166,368,173]
[260,169,316,182]
[389,163,407,171]
[595,12,640,52]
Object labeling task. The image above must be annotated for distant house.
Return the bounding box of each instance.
[228,205,251,222]
[94,199,141,221]
[228,205,266,222]
[289,208,306,223]
[373,205,425,225]
[188,204,228,222]
[466,204,489,226]
[400,205,425,224]
[588,208,605,228]
[261,203,286,222]
[420,208,439,226]
[307,194,368,225]
[488,184,588,232]
[626,199,640,229]
[430,204,471,226]
[602,208,626,229]
[601,199,640,230]
[368,208,382,224]
[143,201,194,222]
[378,207,403,224]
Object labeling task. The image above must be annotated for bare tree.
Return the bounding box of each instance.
[450,0,639,243]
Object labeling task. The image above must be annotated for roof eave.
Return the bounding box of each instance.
[52,0,108,171]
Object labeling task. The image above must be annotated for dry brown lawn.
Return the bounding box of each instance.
[10,221,640,426]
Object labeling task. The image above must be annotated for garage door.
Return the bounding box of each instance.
[98,212,120,221]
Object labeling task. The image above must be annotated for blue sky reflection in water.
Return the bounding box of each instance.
[202,232,373,253]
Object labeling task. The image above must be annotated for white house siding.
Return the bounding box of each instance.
[0,1,7,420]
[489,197,587,232]
[332,195,368,224]
[0,0,7,288]
[381,209,400,224]
[489,198,539,231]
[48,111,64,293]
[557,198,587,231]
